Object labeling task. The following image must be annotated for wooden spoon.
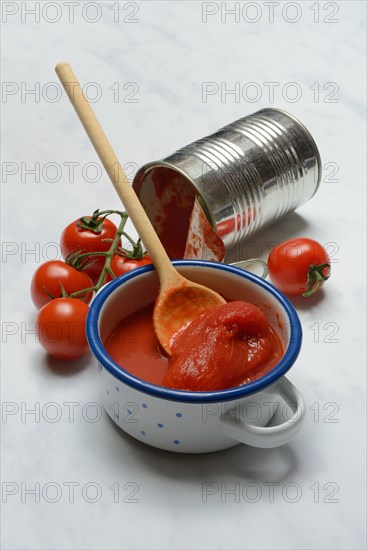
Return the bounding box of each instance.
[55,61,225,355]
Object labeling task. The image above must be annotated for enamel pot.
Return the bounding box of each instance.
[86,261,305,454]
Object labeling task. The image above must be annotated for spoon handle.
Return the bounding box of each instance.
[55,61,177,284]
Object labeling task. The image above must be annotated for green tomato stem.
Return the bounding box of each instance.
[303,263,330,297]
[119,234,145,259]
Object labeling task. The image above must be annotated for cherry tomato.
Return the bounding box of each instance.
[31,261,93,309]
[36,298,89,360]
[268,238,331,297]
[60,216,121,283]
[105,254,152,282]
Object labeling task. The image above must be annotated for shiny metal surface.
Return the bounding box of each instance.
[133,108,321,251]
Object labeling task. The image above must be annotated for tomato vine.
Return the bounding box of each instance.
[65,209,145,298]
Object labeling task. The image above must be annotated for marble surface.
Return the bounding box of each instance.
[1,1,366,549]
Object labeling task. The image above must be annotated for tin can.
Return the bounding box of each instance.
[132,108,321,258]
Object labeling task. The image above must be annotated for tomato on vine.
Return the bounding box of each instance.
[60,211,122,283]
[36,298,90,360]
[105,253,152,281]
[268,238,331,297]
[32,208,153,362]
[31,261,93,309]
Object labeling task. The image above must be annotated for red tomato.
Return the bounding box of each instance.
[60,216,120,283]
[106,254,152,282]
[268,238,331,297]
[36,298,89,360]
[31,261,93,309]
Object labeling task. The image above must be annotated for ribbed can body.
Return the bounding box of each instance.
[133,109,321,252]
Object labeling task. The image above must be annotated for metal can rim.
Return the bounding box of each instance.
[133,160,217,227]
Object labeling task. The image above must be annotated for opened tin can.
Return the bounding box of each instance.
[132,108,321,259]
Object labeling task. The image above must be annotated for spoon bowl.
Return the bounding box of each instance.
[153,277,225,353]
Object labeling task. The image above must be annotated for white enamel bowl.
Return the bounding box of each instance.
[86,261,305,453]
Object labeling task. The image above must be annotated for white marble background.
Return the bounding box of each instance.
[1,1,366,549]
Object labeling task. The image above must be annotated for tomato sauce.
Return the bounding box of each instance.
[104,302,284,391]
[149,170,196,259]
[134,168,225,262]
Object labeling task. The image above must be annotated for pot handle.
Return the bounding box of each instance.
[220,377,306,448]
[230,259,268,279]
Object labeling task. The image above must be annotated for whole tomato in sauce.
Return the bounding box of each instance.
[162,301,281,391]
